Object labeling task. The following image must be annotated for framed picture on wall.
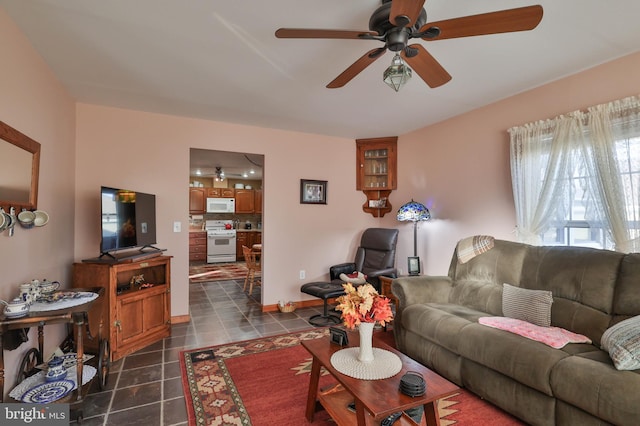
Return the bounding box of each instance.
[300,179,327,204]
[408,256,421,276]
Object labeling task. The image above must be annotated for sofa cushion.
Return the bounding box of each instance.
[457,322,569,396]
[400,303,486,355]
[613,253,640,320]
[448,279,503,316]
[601,315,640,370]
[502,283,553,327]
[519,245,623,344]
[550,352,640,426]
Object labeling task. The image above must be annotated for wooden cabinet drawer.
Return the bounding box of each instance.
[189,237,207,246]
[190,253,206,261]
[190,245,206,254]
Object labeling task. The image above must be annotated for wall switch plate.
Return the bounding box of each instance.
[299,270,305,280]
[173,221,181,232]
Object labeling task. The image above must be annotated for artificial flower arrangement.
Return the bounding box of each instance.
[335,282,393,329]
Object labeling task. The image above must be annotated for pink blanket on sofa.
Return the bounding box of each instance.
[479,317,592,349]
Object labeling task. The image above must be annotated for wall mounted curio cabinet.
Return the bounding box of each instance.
[356,136,397,217]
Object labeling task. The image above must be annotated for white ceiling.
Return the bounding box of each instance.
[190,149,264,181]
[2,0,640,139]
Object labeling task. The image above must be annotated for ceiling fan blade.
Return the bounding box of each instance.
[390,0,426,27]
[421,5,543,40]
[402,44,451,88]
[275,28,378,40]
[327,47,387,88]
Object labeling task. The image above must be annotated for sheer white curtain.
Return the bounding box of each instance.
[509,114,583,244]
[508,95,640,252]
[585,97,640,252]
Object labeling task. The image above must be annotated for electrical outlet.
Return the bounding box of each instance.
[173,221,181,232]
[299,270,306,280]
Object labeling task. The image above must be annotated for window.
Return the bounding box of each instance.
[509,96,640,252]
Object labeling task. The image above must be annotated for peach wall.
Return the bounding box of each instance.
[73,105,384,316]
[384,52,640,275]
[0,8,76,397]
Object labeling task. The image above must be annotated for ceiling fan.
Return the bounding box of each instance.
[275,0,543,90]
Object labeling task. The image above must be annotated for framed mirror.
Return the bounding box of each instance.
[0,120,41,212]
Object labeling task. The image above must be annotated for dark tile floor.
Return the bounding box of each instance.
[75,278,327,425]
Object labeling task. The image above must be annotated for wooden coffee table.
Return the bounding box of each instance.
[302,332,459,425]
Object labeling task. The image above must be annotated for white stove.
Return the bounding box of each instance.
[205,220,236,263]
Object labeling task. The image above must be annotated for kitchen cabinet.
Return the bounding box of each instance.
[236,231,261,260]
[189,188,206,214]
[235,189,255,213]
[207,188,235,198]
[254,189,263,214]
[356,136,397,217]
[72,256,171,361]
[189,231,207,262]
[236,231,247,259]
[221,188,235,197]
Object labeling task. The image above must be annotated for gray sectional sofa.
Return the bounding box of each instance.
[391,239,640,426]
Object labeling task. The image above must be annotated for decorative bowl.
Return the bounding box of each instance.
[33,210,49,227]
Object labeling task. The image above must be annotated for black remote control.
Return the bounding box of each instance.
[381,412,402,426]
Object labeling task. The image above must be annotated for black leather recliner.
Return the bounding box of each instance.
[300,228,399,326]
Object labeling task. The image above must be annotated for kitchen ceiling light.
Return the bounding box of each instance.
[214,167,225,182]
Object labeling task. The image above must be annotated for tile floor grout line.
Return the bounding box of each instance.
[101,351,124,426]
[159,337,166,426]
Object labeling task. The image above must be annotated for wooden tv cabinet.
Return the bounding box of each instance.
[72,256,172,361]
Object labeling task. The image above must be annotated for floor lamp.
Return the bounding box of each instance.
[397,199,431,275]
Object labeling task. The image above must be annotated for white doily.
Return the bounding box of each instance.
[330,347,403,380]
[9,365,97,401]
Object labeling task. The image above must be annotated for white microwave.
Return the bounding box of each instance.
[206,197,235,213]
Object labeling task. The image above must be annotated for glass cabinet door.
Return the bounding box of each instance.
[362,148,389,189]
[356,137,397,191]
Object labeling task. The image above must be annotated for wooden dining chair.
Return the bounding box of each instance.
[242,245,261,294]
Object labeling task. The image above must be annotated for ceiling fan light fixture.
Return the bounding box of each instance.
[383,53,412,92]
[215,167,225,182]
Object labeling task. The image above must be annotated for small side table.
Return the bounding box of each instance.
[379,276,399,307]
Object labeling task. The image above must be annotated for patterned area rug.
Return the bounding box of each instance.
[180,329,524,426]
[189,262,258,283]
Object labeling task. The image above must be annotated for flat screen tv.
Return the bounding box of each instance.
[100,186,159,258]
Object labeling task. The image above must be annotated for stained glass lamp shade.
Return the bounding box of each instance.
[397,200,431,257]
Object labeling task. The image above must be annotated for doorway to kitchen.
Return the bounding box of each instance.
[188,148,264,302]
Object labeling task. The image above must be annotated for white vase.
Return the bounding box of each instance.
[358,321,375,363]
